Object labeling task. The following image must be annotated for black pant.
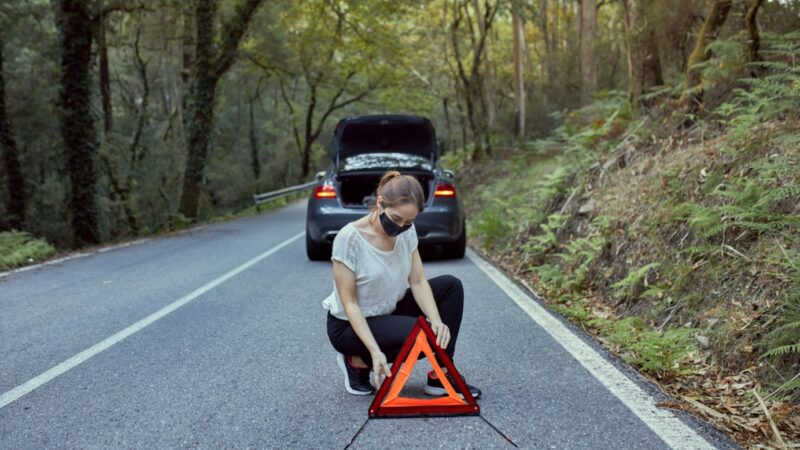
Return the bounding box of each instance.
[326,274,464,369]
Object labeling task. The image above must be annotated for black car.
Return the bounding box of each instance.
[305,114,466,261]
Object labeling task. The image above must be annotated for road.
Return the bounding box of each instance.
[0,199,737,449]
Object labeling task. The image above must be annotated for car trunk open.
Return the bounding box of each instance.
[337,171,434,208]
[333,116,437,208]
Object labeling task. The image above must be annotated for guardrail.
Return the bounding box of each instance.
[252,180,318,206]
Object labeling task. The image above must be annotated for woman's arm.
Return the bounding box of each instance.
[333,260,392,385]
[407,249,450,349]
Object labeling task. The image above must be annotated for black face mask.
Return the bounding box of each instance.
[378,207,412,237]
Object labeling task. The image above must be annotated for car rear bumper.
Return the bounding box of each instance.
[306,198,464,245]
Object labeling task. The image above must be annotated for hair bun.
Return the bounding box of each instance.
[378,170,402,191]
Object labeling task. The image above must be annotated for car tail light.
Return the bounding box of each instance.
[434,182,456,197]
[313,183,337,199]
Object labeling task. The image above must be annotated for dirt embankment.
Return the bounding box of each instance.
[457,118,800,448]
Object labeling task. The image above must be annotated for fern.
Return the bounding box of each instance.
[714,31,800,130]
[522,213,568,258]
[611,262,660,299]
[763,343,800,358]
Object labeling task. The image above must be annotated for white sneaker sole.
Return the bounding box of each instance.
[424,383,481,399]
[337,353,373,396]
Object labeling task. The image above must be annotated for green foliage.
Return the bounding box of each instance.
[473,200,514,250]
[669,160,800,244]
[715,32,800,133]
[0,231,56,269]
[611,262,660,299]
[532,263,569,293]
[761,244,800,399]
[594,317,696,379]
[522,213,568,260]
[557,235,605,291]
[695,37,747,88]
[550,299,591,325]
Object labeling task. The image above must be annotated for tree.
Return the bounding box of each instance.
[512,7,526,136]
[620,0,662,110]
[55,0,100,246]
[745,0,765,70]
[0,39,25,231]
[579,0,597,105]
[449,0,499,162]
[681,0,733,112]
[179,0,264,219]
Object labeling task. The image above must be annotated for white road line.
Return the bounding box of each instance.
[0,231,305,410]
[465,247,714,450]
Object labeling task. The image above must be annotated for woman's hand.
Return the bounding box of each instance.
[430,321,450,350]
[371,351,392,388]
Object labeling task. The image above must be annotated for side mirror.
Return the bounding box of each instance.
[315,171,326,181]
[443,169,455,179]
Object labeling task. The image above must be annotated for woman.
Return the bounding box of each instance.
[322,170,481,398]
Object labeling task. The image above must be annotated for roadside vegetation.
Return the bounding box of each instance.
[448,31,800,448]
[0,230,56,269]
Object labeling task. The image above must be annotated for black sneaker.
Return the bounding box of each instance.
[336,353,375,395]
[424,371,481,399]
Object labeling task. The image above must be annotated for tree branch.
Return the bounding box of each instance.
[213,0,265,81]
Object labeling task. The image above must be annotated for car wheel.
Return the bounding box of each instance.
[306,228,332,261]
[441,220,466,259]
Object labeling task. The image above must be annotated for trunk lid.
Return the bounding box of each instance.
[332,115,437,172]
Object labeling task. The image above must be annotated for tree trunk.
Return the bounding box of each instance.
[180,0,193,138]
[538,0,550,54]
[442,97,453,155]
[745,0,764,73]
[512,10,525,137]
[98,8,112,134]
[472,0,495,129]
[249,95,260,180]
[179,0,264,218]
[579,0,597,106]
[621,0,643,108]
[56,0,100,246]
[681,0,733,112]
[180,0,216,219]
[642,27,664,90]
[0,42,26,231]
[552,0,559,55]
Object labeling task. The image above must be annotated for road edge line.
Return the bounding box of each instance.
[465,247,714,450]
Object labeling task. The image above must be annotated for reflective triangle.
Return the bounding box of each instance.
[368,315,480,418]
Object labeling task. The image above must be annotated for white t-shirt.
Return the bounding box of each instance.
[322,221,418,320]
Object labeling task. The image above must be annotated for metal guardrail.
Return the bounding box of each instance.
[252,180,318,206]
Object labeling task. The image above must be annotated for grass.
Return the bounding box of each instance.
[0,230,57,270]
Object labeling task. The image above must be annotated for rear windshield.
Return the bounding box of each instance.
[338,152,433,172]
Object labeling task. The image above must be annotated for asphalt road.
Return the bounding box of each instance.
[0,199,739,449]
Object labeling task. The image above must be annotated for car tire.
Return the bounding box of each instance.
[441,220,466,259]
[306,229,332,261]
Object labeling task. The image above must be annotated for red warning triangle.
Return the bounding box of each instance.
[368,315,480,418]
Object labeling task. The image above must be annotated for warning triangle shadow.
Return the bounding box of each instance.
[369,315,480,418]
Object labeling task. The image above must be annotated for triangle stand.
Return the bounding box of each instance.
[368,315,480,418]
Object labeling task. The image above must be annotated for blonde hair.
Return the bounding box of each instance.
[368,170,425,224]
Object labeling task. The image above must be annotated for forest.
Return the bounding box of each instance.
[1,0,799,446]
